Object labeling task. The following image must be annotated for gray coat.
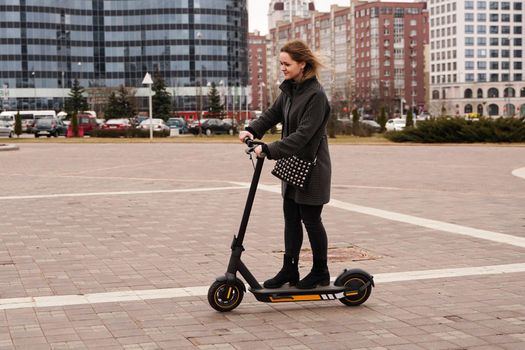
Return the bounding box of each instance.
[247,78,331,205]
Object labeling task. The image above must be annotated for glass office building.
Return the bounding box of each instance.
[0,0,248,111]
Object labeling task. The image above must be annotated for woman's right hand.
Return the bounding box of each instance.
[239,130,253,143]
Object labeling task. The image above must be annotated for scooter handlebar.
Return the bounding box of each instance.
[243,138,265,154]
[244,137,264,148]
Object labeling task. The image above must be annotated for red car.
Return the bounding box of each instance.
[77,114,99,135]
[66,114,99,136]
[102,118,131,130]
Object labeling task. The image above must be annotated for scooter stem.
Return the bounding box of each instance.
[234,155,265,247]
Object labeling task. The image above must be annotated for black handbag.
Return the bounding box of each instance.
[271,95,327,190]
[271,155,316,190]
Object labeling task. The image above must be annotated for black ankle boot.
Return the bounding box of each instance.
[263,254,299,288]
[296,259,329,289]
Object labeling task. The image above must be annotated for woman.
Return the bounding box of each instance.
[239,40,331,289]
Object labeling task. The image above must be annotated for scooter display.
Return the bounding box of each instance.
[208,139,374,312]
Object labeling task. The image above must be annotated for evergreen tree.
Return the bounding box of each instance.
[14,111,22,137]
[65,79,88,116]
[152,71,172,120]
[406,109,414,128]
[116,85,136,119]
[378,107,387,133]
[327,110,337,138]
[70,112,79,137]
[352,109,361,136]
[207,82,223,115]
[103,92,120,120]
[103,86,136,120]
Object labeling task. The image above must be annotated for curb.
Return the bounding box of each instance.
[0,144,19,151]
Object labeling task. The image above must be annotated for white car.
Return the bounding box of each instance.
[138,118,169,132]
[385,118,406,131]
[0,120,14,137]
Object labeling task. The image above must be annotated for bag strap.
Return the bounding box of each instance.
[311,110,330,163]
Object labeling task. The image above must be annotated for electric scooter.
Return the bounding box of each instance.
[208,139,374,312]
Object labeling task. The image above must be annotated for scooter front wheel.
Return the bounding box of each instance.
[338,273,372,307]
[208,280,244,312]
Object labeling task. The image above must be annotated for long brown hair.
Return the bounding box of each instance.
[280,40,321,81]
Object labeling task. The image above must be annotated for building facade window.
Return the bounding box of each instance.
[0,0,248,110]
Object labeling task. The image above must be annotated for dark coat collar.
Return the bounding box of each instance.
[279,77,318,97]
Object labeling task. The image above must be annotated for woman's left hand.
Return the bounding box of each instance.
[254,145,265,158]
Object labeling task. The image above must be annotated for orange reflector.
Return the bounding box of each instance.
[270,295,322,302]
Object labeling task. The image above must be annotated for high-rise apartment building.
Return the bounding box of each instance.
[355,1,429,114]
[268,0,316,30]
[248,31,268,110]
[428,0,525,117]
[0,0,248,112]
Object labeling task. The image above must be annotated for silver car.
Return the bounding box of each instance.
[0,120,14,138]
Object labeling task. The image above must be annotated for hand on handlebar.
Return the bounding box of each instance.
[239,131,253,143]
[253,145,265,158]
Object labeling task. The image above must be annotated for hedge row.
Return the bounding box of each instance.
[385,117,525,143]
[90,129,170,138]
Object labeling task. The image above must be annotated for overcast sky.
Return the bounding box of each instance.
[248,0,418,35]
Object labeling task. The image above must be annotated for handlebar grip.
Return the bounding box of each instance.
[243,137,253,147]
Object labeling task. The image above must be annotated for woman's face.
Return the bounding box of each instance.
[279,52,305,81]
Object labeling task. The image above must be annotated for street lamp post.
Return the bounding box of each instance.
[31,71,36,108]
[219,80,225,117]
[77,61,82,78]
[142,72,154,140]
[195,32,202,135]
[206,81,212,116]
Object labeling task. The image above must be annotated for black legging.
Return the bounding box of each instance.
[283,197,328,260]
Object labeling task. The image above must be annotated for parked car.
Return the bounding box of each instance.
[137,118,170,132]
[166,117,188,134]
[418,112,431,120]
[202,118,237,136]
[189,118,236,136]
[0,120,13,138]
[385,118,406,131]
[134,116,148,125]
[76,114,99,135]
[34,117,67,137]
[102,118,131,130]
[360,120,381,132]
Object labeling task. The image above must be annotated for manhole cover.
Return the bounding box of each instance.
[273,245,380,262]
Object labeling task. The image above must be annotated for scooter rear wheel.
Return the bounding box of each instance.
[338,273,372,307]
[208,280,244,312]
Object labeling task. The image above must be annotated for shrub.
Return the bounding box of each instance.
[406,110,414,128]
[377,107,387,133]
[351,109,361,136]
[14,111,22,137]
[385,117,525,143]
[91,129,170,138]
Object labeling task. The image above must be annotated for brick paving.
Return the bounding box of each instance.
[0,142,524,349]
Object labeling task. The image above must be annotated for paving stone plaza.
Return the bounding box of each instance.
[0,142,524,349]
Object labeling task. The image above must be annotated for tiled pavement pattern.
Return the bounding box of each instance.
[0,142,524,349]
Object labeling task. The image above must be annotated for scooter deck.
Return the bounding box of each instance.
[250,283,349,303]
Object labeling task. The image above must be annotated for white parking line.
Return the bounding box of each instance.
[240,183,525,249]
[512,167,525,180]
[0,173,230,184]
[0,186,249,201]
[0,263,524,310]
[328,199,525,249]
